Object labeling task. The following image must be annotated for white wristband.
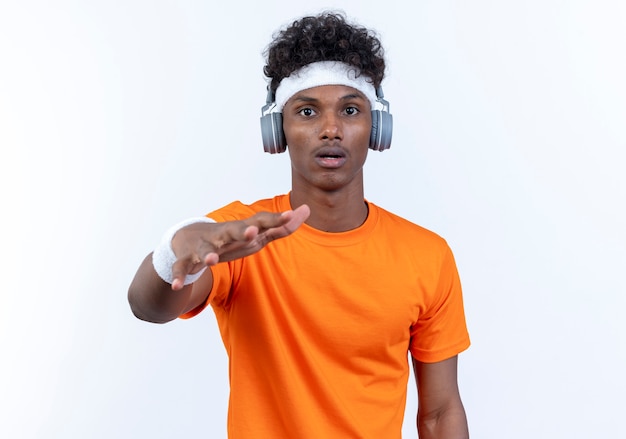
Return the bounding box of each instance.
[152,217,216,285]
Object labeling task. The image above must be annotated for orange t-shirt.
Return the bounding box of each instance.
[181,194,470,438]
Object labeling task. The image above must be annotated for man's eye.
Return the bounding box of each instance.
[298,108,314,116]
[345,107,360,115]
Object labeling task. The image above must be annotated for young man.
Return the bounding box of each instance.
[129,12,470,439]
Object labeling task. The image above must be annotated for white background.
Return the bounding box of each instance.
[1,1,625,438]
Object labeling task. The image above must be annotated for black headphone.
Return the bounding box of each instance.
[260,86,393,154]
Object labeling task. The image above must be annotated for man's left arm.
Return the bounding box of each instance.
[412,355,469,439]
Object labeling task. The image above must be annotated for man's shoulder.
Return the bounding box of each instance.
[371,202,449,248]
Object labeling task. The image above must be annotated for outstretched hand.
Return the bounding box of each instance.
[169,204,311,290]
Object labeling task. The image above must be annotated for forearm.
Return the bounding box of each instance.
[128,253,194,323]
[417,404,469,439]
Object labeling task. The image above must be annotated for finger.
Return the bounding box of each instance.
[262,204,310,241]
[242,224,260,241]
[282,204,311,233]
[171,277,185,291]
[170,256,203,291]
[211,227,260,259]
[193,238,223,265]
[243,205,310,235]
[203,221,258,250]
[202,251,220,266]
[243,211,292,233]
[170,259,187,290]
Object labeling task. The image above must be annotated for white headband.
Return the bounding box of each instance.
[274,61,378,112]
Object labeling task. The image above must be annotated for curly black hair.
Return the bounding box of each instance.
[263,12,386,94]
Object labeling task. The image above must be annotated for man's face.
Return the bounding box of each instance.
[282,84,372,194]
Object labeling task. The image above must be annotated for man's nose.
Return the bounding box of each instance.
[319,113,342,140]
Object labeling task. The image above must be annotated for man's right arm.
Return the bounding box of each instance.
[127,205,311,324]
[127,252,212,323]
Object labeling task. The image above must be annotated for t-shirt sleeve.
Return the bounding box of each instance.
[409,246,470,363]
[178,260,234,319]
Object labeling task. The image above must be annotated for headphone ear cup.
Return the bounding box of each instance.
[369,110,393,151]
[260,113,286,154]
[263,109,391,152]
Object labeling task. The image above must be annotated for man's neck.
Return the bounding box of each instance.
[289,187,368,233]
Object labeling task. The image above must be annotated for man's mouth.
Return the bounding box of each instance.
[320,153,342,159]
[316,146,345,158]
[316,149,346,168]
